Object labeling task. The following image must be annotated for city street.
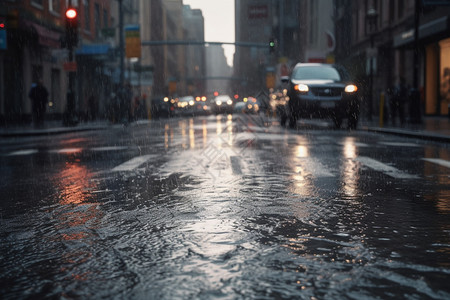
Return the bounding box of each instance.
[1,114,450,299]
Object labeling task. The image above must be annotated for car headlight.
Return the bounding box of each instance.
[345,84,358,93]
[294,84,309,92]
[227,99,233,105]
[216,100,222,106]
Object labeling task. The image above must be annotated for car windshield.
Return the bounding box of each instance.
[292,66,341,81]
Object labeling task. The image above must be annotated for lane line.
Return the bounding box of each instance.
[112,155,154,172]
[422,158,450,169]
[379,142,419,147]
[355,156,418,179]
[6,149,38,156]
[91,146,128,151]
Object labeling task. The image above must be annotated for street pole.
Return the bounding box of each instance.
[369,34,374,121]
[118,0,124,90]
[409,0,422,124]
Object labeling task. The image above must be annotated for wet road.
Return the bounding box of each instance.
[1,114,450,299]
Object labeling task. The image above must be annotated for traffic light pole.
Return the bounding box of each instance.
[64,45,77,126]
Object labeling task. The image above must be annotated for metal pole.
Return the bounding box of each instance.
[409,0,422,124]
[369,33,374,121]
[118,0,124,90]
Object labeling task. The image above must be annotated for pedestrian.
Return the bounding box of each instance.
[389,76,407,126]
[29,79,49,128]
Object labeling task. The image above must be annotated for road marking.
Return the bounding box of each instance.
[355,156,418,179]
[111,155,154,172]
[91,146,128,151]
[296,158,335,177]
[50,148,83,154]
[379,142,419,147]
[6,149,38,156]
[338,142,369,147]
[422,158,450,169]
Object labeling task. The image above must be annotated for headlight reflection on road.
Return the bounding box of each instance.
[341,137,361,198]
[189,119,195,149]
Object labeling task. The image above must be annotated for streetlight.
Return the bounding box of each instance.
[365,7,378,121]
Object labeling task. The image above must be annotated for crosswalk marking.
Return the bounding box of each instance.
[6,149,38,156]
[422,158,450,169]
[379,142,419,147]
[50,148,83,154]
[91,146,128,151]
[111,155,154,172]
[355,156,418,179]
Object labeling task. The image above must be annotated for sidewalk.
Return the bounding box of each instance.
[1,116,449,143]
[359,116,450,143]
[0,120,110,137]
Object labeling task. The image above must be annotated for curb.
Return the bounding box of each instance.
[0,125,109,138]
[362,126,450,143]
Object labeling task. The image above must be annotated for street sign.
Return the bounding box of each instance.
[125,25,141,58]
[0,30,6,50]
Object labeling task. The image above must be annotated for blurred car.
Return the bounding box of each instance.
[210,95,234,114]
[150,97,174,118]
[234,97,260,114]
[285,63,360,129]
[176,96,196,116]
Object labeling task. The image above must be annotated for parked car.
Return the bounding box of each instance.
[211,95,234,115]
[284,63,360,129]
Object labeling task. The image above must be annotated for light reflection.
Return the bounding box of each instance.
[226,115,233,146]
[296,145,309,158]
[180,120,187,149]
[423,147,450,214]
[164,123,170,149]
[202,120,208,148]
[189,119,195,149]
[51,162,103,282]
[341,137,361,198]
[216,116,223,149]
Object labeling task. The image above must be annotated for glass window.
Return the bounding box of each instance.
[292,66,342,81]
[49,0,61,14]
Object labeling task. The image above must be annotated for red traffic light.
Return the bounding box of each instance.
[65,8,77,19]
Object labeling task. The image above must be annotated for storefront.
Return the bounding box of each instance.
[394,16,450,116]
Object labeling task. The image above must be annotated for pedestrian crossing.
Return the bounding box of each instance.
[2,144,449,179]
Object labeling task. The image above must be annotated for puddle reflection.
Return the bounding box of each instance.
[341,137,361,198]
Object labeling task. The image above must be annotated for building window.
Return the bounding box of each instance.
[49,0,61,14]
[95,3,100,37]
[84,0,91,32]
[103,9,108,28]
[31,0,44,8]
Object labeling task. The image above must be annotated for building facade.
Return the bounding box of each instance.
[334,0,450,118]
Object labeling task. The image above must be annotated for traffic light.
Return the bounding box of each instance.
[269,39,275,53]
[65,7,78,49]
[0,16,5,29]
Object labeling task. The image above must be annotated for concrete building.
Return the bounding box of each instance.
[0,0,112,124]
[205,45,232,96]
[334,0,450,118]
[183,5,205,97]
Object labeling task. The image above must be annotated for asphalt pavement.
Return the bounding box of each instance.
[1,115,449,143]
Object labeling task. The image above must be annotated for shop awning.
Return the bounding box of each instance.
[76,44,110,55]
[24,21,61,48]
[394,16,449,48]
